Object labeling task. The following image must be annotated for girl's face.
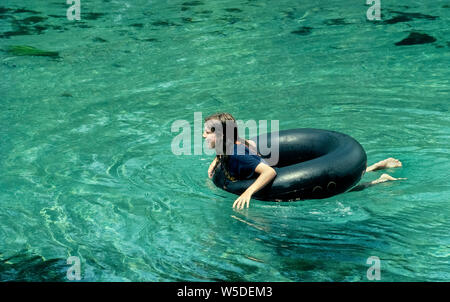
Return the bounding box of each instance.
[203,120,218,149]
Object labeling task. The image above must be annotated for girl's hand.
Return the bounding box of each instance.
[208,167,215,179]
[233,191,252,209]
[208,157,218,179]
[232,163,277,210]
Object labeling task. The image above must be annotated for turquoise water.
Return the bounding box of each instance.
[1,0,449,281]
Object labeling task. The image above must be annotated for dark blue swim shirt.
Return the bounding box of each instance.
[228,143,267,180]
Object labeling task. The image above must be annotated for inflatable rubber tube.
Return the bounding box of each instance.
[212,128,367,201]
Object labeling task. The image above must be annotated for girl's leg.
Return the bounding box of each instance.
[366,157,402,172]
[350,173,406,192]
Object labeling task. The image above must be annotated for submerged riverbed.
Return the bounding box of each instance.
[1,0,449,281]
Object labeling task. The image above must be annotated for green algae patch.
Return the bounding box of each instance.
[6,45,60,58]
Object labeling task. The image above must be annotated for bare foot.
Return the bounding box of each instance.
[366,158,402,172]
[350,173,406,191]
[372,173,407,184]
[349,173,406,192]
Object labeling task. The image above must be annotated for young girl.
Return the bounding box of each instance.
[202,113,277,209]
[203,112,405,209]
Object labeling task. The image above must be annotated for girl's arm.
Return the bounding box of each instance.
[232,163,277,209]
[208,157,218,179]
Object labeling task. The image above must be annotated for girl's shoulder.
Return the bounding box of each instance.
[233,143,258,156]
[247,139,257,151]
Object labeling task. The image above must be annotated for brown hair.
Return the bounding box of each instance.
[205,112,252,181]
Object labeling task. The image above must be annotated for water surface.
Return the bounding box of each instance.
[1,0,449,281]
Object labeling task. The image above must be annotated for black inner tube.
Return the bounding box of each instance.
[212,128,367,201]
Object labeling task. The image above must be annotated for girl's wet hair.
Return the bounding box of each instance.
[205,112,252,181]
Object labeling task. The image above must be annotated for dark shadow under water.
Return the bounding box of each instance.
[0,251,68,282]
